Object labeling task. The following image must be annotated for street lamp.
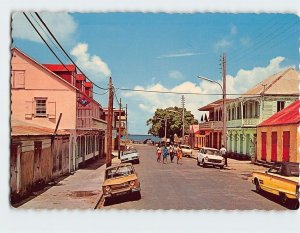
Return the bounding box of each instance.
[197,75,227,148]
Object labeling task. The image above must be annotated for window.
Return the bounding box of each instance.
[35,98,47,117]
[277,101,285,112]
[12,70,25,89]
[254,102,260,117]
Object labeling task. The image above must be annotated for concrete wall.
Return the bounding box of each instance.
[257,124,300,163]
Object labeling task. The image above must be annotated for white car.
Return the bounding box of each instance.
[120,148,140,164]
[197,147,225,169]
[181,145,193,157]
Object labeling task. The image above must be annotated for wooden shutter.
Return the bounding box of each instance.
[271,132,277,162]
[282,131,290,162]
[25,100,33,119]
[261,132,267,160]
[13,71,25,89]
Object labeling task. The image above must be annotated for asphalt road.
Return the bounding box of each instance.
[99,144,287,210]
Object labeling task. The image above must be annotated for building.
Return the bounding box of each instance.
[256,100,300,164]
[11,48,107,174]
[226,67,299,159]
[11,120,70,201]
[196,99,233,149]
[189,124,205,148]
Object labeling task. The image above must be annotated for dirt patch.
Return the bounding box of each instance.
[68,190,99,198]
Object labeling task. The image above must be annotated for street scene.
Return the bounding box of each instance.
[9,12,299,210]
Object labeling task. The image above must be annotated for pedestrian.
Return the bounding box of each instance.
[163,143,169,164]
[169,142,175,163]
[176,145,183,164]
[220,145,228,167]
[156,144,162,162]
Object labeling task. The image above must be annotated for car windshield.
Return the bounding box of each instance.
[206,149,220,155]
[182,146,190,149]
[289,164,299,177]
[105,165,134,179]
[123,149,137,155]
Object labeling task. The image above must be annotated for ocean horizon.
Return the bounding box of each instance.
[122,134,161,142]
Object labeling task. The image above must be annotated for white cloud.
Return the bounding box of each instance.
[157,52,204,59]
[169,70,184,80]
[12,12,77,43]
[70,43,111,80]
[123,56,291,123]
[214,39,231,51]
[230,24,237,35]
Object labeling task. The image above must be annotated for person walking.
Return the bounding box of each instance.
[156,144,162,162]
[220,145,228,167]
[163,143,169,164]
[176,145,183,164]
[169,143,175,163]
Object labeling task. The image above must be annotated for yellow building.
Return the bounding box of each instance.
[257,100,300,163]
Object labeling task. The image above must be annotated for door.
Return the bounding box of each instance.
[261,132,267,160]
[33,141,42,182]
[11,143,21,193]
[282,131,290,162]
[271,132,277,162]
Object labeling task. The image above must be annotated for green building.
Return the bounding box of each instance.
[226,67,299,160]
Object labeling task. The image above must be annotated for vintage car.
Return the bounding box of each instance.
[252,162,299,208]
[102,163,141,202]
[120,148,140,164]
[197,147,225,169]
[181,145,193,157]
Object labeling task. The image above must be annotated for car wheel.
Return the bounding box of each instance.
[197,160,200,166]
[133,191,141,200]
[279,192,288,205]
[202,160,206,168]
[219,165,224,169]
[136,159,140,164]
[255,179,261,193]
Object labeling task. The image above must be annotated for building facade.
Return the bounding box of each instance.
[11,48,107,174]
[226,68,299,159]
[256,100,300,163]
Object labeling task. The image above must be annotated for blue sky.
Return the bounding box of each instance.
[12,13,299,134]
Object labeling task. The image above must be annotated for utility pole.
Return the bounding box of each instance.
[106,77,114,167]
[118,98,122,159]
[222,53,227,148]
[125,104,128,137]
[181,95,185,143]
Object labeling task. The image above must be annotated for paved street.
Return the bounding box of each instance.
[99,144,287,210]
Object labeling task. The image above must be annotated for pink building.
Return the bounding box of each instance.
[11,48,107,174]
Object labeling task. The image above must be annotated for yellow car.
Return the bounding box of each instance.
[252,162,299,208]
[102,163,141,202]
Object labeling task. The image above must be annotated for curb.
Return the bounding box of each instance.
[94,193,104,209]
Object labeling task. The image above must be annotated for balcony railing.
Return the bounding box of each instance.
[227,117,260,128]
[198,121,223,130]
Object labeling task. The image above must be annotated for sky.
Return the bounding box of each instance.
[11,12,299,134]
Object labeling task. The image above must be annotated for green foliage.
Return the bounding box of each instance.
[146,106,198,138]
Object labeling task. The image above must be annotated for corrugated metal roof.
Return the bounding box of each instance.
[258,100,300,127]
[198,99,234,111]
[243,68,299,96]
[43,64,76,72]
[11,120,70,136]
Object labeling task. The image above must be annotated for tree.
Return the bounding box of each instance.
[146,106,198,138]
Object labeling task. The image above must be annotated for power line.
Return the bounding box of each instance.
[34,12,107,90]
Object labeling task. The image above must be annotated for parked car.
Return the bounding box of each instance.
[120,148,140,164]
[252,162,299,208]
[197,147,225,169]
[102,163,141,202]
[181,145,193,157]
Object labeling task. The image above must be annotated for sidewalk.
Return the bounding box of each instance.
[16,152,120,209]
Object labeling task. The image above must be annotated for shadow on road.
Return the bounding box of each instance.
[103,193,141,207]
[251,190,299,210]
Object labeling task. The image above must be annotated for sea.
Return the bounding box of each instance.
[122,134,161,143]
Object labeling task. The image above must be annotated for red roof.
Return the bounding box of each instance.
[43,64,76,72]
[76,74,86,81]
[258,100,300,127]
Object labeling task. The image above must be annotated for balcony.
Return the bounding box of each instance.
[198,121,223,131]
[227,117,260,128]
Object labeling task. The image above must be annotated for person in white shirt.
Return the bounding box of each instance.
[220,145,228,167]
